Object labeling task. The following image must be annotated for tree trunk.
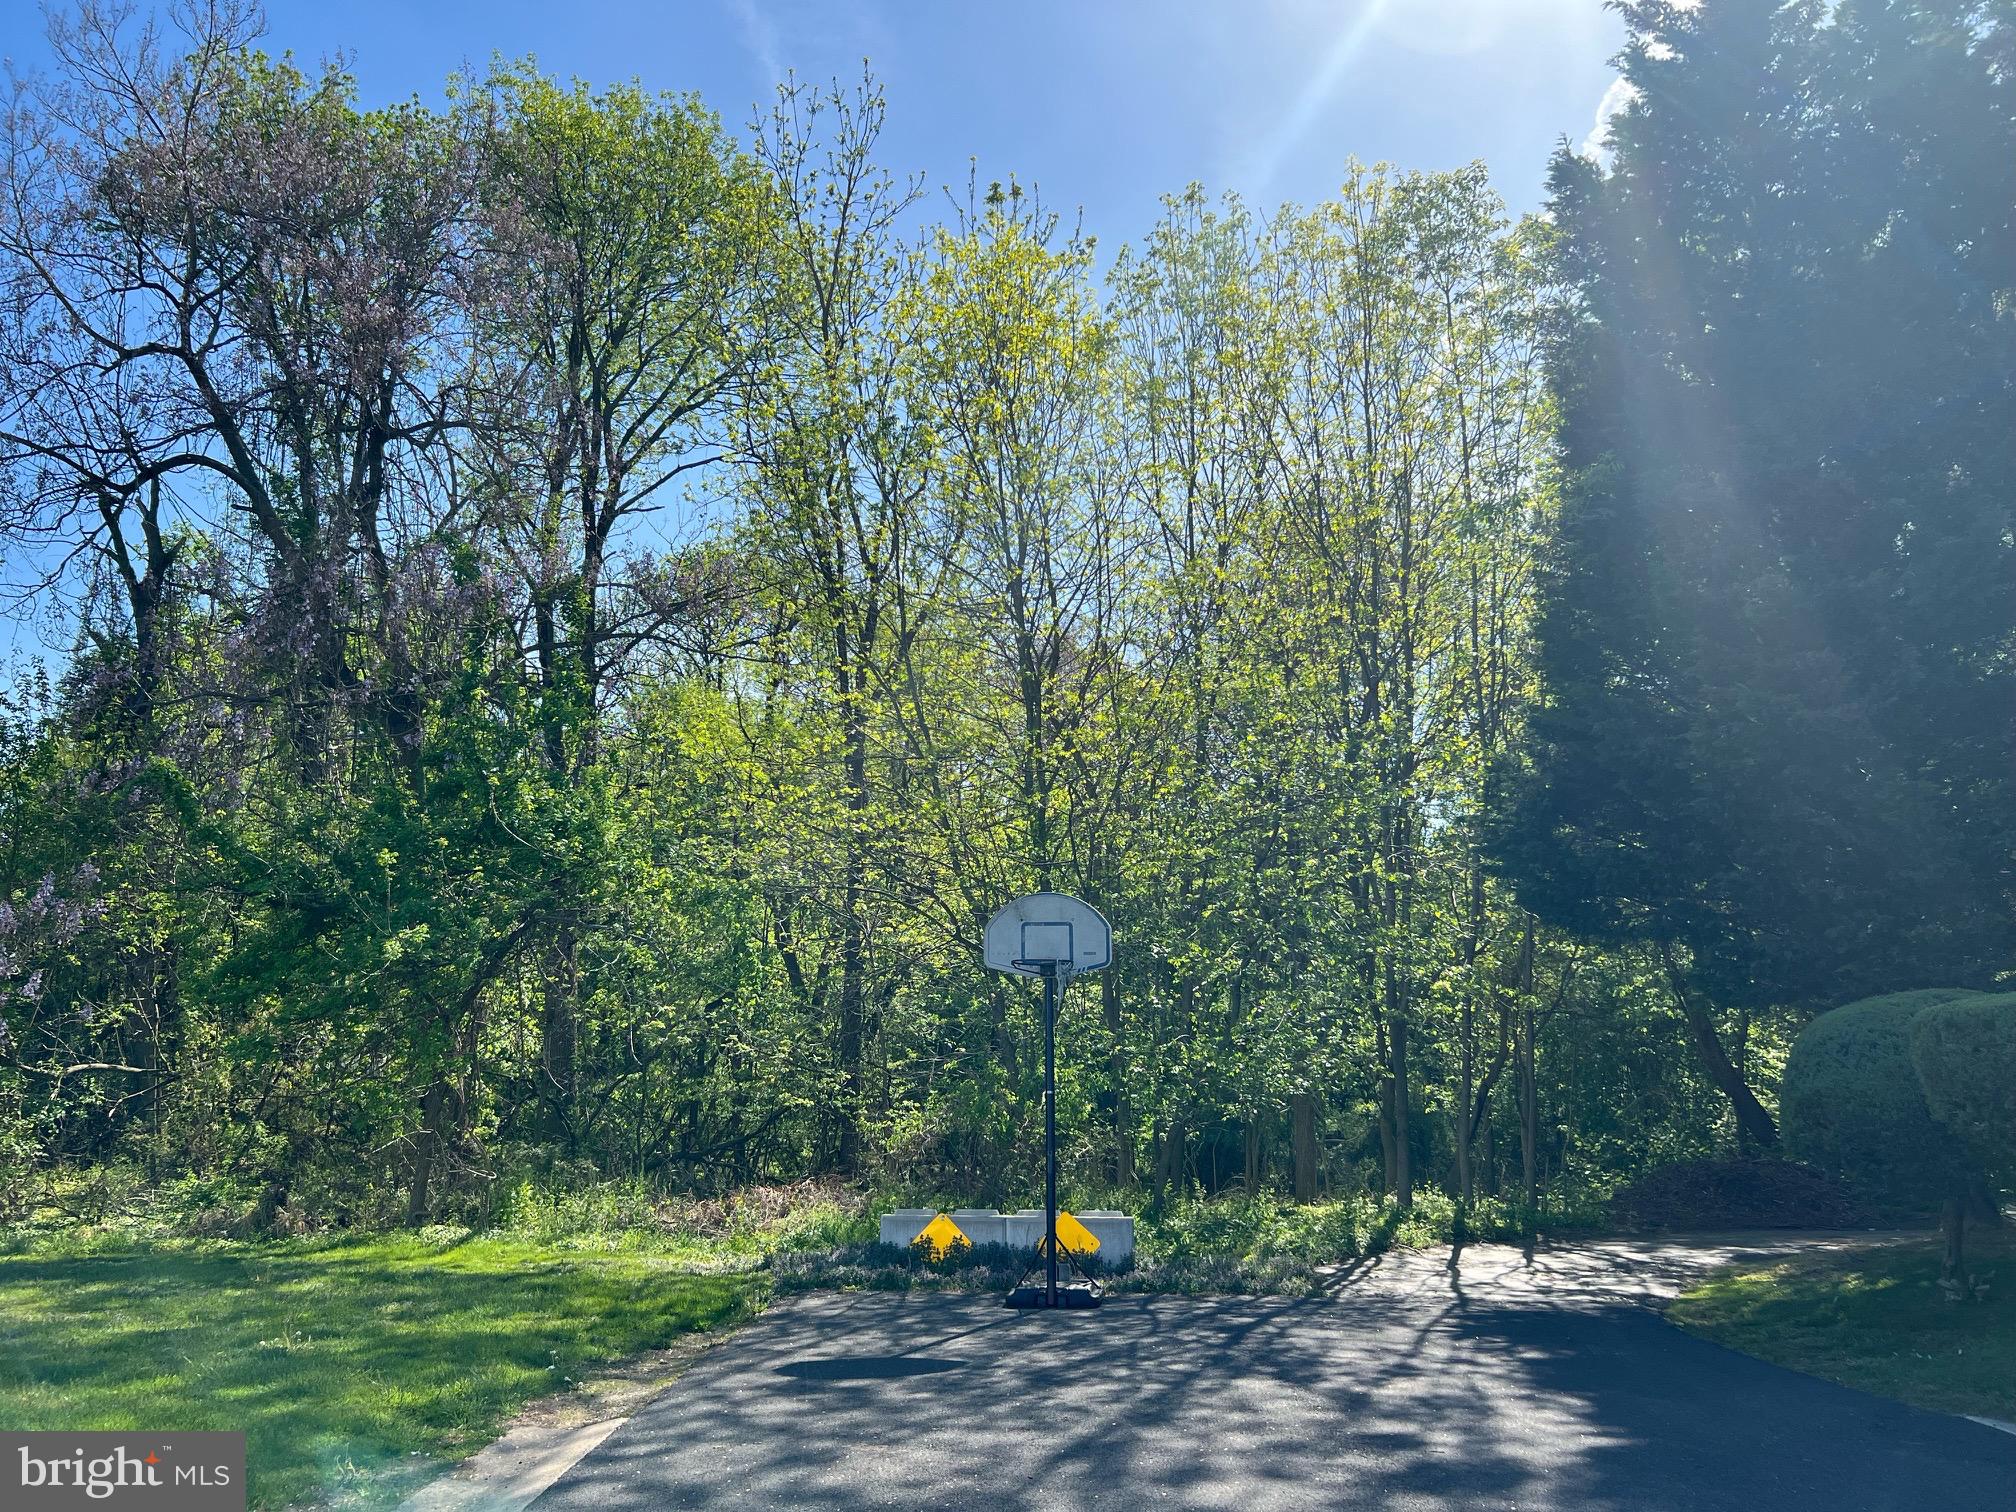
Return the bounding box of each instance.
[1378,1080,1398,1196]
[1454,853,1487,1207]
[1516,919,1540,1226]
[1152,1118,1186,1204]
[833,670,870,1175]
[406,1079,448,1228]
[1243,1118,1263,1194]
[541,929,578,1145]
[1454,1018,1475,1206]
[1941,1196,1967,1283]
[1453,1113,1473,1206]
[1291,1091,1320,1203]
[834,898,865,1174]
[1389,1002,1412,1207]
[1660,947,1778,1151]
[1104,969,1133,1185]
[1516,1011,1538,1224]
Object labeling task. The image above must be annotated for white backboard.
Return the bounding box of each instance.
[983,892,1112,976]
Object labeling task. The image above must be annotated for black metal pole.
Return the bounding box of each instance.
[1044,964,1059,1306]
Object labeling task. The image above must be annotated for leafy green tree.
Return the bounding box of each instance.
[733,74,936,1173]
[472,66,771,1142]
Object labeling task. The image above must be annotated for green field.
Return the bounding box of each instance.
[1669,1230,2016,1424]
[0,1234,762,1509]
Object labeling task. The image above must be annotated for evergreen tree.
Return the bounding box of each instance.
[1499,0,2016,1132]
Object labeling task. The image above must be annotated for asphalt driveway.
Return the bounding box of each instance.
[530,1240,2016,1511]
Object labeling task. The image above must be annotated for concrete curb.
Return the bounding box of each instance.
[401,1416,628,1512]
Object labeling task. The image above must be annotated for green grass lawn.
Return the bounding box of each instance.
[0,1233,764,1509]
[1669,1228,2015,1424]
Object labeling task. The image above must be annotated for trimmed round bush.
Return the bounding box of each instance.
[1910,992,2016,1185]
[1781,989,1978,1208]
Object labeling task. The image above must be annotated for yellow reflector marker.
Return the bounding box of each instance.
[914,1213,970,1260]
[1036,1210,1100,1257]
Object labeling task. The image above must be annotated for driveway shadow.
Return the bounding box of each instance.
[532,1286,2016,1510]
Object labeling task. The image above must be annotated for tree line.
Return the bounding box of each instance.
[0,0,2007,1229]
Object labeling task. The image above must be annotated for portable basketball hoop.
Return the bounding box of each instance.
[984,891,1112,980]
[983,892,1111,1309]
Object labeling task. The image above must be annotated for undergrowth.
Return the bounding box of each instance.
[6,1170,1607,1299]
[763,1187,1608,1298]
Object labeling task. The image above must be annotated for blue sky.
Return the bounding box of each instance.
[7,0,1627,224]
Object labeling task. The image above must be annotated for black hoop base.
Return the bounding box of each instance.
[1002,1233,1104,1309]
[1004,1282,1102,1309]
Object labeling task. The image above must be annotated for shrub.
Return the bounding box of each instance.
[1909,992,2016,1185]
[488,1176,870,1254]
[1781,990,1977,1207]
[1783,988,1991,1279]
[1138,1187,1542,1266]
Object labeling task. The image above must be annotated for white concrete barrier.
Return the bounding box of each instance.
[1003,1209,1048,1252]
[876,1209,938,1248]
[950,1209,1009,1247]
[879,1207,1136,1265]
[1002,1208,1135,1266]
[1074,1210,1135,1265]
